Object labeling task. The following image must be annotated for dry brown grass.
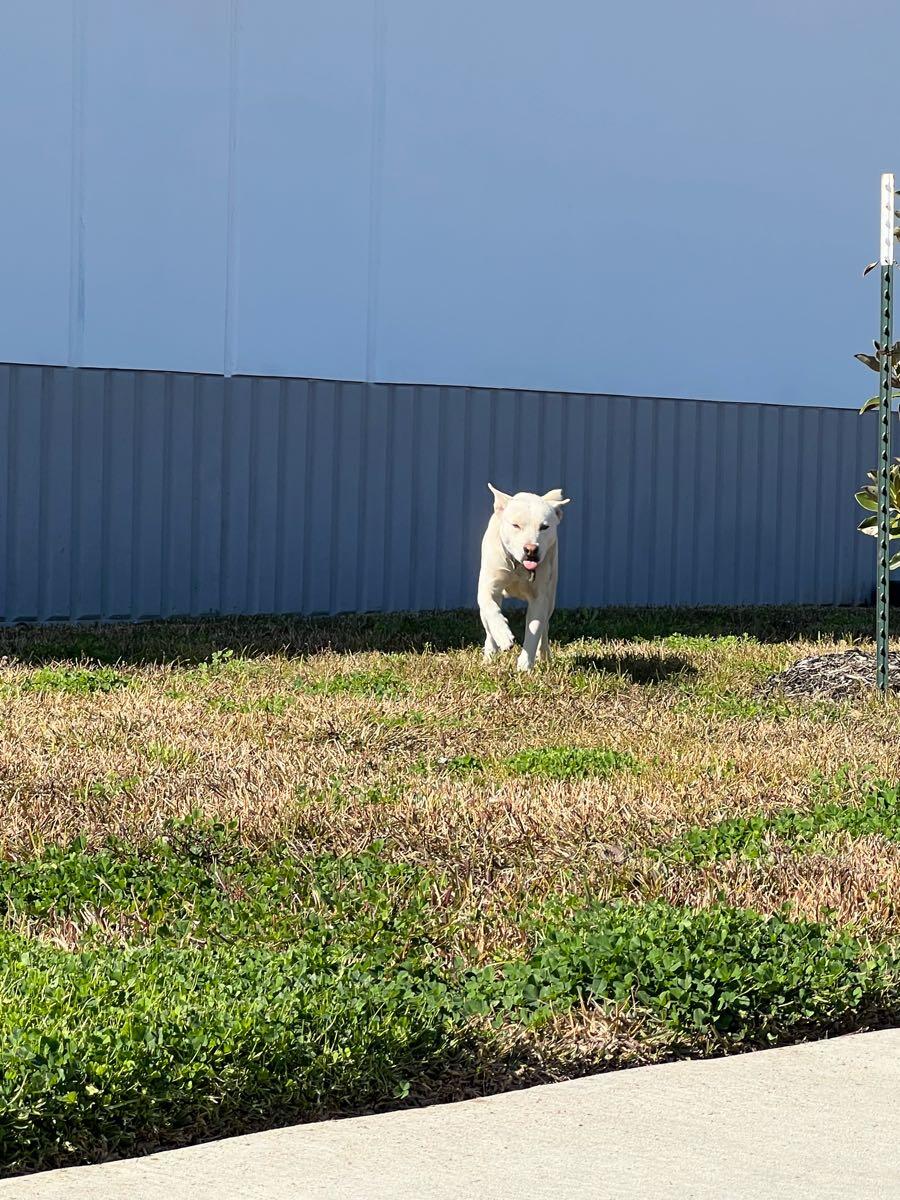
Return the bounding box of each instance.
[2,607,900,938]
[654,836,900,940]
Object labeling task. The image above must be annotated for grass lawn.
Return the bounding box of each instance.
[3,605,900,1174]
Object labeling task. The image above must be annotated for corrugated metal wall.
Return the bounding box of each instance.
[0,364,877,623]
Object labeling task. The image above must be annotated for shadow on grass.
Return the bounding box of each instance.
[0,605,871,667]
[571,652,697,685]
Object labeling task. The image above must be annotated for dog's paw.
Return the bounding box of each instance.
[494,627,516,653]
[516,650,534,672]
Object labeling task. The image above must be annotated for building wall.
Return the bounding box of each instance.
[0,1,896,404]
[0,366,875,623]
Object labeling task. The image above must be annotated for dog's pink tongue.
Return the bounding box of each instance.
[523,559,539,571]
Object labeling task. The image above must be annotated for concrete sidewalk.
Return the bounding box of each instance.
[4,1031,899,1200]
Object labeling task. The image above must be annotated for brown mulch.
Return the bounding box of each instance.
[760,649,900,700]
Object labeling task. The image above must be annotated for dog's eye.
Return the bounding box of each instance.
[511,523,521,530]
[539,523,549,531]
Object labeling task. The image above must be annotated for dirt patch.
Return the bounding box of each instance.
[761,649,900,700]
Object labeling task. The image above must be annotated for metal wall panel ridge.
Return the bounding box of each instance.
[0,364,878,623]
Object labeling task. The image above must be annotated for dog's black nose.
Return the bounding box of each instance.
[524,543,539,557]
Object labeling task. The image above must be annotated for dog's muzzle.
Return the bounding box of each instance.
[522,545,540,574]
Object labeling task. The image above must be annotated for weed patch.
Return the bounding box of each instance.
[503,747,639,780]
[434,747,639,781]
[294,668,408,699]
[209,694,293,716]
[20,666,128,695]
[657,784,900,864]
[144,742,197,769]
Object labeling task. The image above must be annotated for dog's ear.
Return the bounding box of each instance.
[542,489,571,520]
[488,483,511,513]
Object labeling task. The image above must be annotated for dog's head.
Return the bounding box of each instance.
[488,484,571,574]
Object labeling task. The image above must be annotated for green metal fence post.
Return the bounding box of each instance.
[876,172,895,694]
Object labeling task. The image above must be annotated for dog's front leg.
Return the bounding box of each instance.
[537,627,551,662]
[537,599,555,662]
[478,579,515,659]
[518,603,549,671]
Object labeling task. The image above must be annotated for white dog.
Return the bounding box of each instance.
[477,484,571,671]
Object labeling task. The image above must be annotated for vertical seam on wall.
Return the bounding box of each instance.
[462,389,473,607]
[580,397,592,604]
[648,401,660,605]
[592,396,605,604]
[512,391,521,487]
[696,405,710,609]
[247,379,259,612]
[711,401,723,604]
[189,376,201,614]
[36,371,49,621]
[223,0,241,377]
[812,409,824,601]
[625,399,637,603]
[832,412,844,603]
[100,371,112,617]
[381,389,394,610]
[3,371,14,621]
[328,384,342,613]
[855,415,868,598]
[604,397,616,604]
[274,380,287,612]
[409,387,420,610]
[773,407,785,605]
[68,0,85,367]
[354,385,368,613]
[670,401,681,602]
[793,411,803,604]
[218,380,231,614]
[488,390,497,485]
[732,406,743,602]
[558,394,569,605]
[365,0,386,383]
[435,388,447,606]
[130,373,142,617]
[69,369,81,618]
[130,374,142,619]
[753,407,764,604]
[301,382,314,614]
[161,373,173,616]
[537,391,545,490]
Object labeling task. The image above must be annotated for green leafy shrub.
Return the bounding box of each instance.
[853,322,900,566]
[0,828,461,1173]
[0,823,436,951]
[656,784,900,864]
[0,932,460,1174]
[855,460,900,570]
[487,902,897,1042]
[854,337,900,415]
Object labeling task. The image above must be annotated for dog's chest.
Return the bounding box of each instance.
[502,563,539,601]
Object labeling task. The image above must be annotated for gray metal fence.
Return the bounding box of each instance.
[0,364,876,623]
